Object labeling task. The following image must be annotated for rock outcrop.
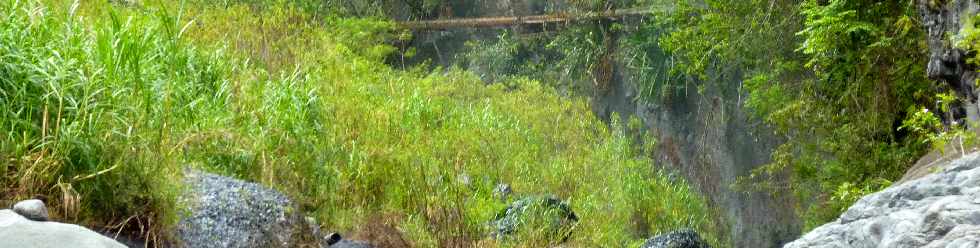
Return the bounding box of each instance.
[176,170,319,248]
[903,0,980,185]
[918,0,980,122]
[784,152,980,247]
[610,63,800,248]
[641,229,711,248]
[0,201,126,248]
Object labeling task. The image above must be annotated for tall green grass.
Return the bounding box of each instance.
[0,0,233,242]
[1,1,727,247]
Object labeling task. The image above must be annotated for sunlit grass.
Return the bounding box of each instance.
[0,0,727,247]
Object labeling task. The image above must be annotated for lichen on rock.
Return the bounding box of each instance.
[175,170,320,248]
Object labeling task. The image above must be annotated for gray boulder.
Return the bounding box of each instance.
[641,229,710,248]
[176,170,318,248]
[784,152,980,248]
[489,195,578,241]
[0,209,126,248]
[12,199,49,221]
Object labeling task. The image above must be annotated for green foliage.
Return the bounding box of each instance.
[779,1,933,229]
[460,1,664,97]
[651,0,801,91]
[901,108,945,141]
[460,27,604,95]
[654,0,937,230]
[958,13,980,73]
[0,0,231,240]
[1,0,724,246]
[463,32,525,83]
[185,0,447,19]
[828,179,890,213]
[901,105,978,156]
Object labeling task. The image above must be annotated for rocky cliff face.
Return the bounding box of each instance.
[596,61,801,248]
[784,152,980,248]
[919,0,980,122]
[398,1,802,247]
[902,0,980,187]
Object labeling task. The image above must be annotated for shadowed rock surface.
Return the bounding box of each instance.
[0,209,126,248]
[640,229,711,248]
[601,61,800,248]
[785,152,980,248]
[176,170,318,248]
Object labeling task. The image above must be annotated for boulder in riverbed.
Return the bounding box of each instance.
[0,209,126,248]
[12,199,48,221]
[175,170,319,248]
[784,152,980,247]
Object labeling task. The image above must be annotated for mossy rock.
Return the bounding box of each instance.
[488,195,578,243]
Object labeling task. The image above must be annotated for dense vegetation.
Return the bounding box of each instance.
[649,0,939,229]
[5,0,975,245]
[0,0,723,247]
[459,0,961,232]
